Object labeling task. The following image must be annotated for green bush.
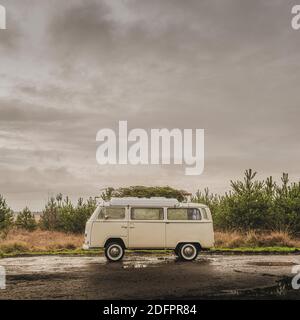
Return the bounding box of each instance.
[39,196,59,231]
[271,175,300,235]
[15,207,37,231]
[0,194,13,237]
[40,195,97,234]
[194,170,300,235]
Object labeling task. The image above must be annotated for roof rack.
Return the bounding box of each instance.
[109,197,179,206]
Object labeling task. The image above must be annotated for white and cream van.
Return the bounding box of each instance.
[83,197,214,262]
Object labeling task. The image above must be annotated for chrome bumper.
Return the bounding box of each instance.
[82,244,90,250]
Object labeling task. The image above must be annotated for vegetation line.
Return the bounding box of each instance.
[1,247,300,259]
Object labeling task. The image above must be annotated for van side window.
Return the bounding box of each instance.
[131,208,164,220]
[98,207,125,220]
[167,208,202,220]
[200,208,208,219]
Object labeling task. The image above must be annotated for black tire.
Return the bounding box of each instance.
[105,242,124,262]
[178,243,199,261]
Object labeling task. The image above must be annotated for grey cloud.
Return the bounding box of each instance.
[0,98,81,123]
[0,0,299,210]
[46,0,298,65]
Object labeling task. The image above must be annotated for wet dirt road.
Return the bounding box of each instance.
[0,254,300,299]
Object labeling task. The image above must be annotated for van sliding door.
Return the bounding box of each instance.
[128,207,165,248]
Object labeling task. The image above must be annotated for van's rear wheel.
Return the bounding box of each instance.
[179,243,198,261]
[105,242,124,262]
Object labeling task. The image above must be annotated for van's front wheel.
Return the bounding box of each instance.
[179,243,199,261]
[105,242,124,262]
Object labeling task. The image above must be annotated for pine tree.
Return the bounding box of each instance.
[40,197,59,230]
[15,207,37,231]
[0,194,13,237]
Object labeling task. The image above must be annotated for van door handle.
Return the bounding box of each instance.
[129,226,135,228]
[121,226,128,228]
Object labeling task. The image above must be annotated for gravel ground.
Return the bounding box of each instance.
[0,253,300,299]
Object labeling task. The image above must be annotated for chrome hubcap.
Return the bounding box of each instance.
[182,245,195,258]
[109,246,121,258]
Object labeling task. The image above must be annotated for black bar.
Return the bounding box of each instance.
[0,300,297,319]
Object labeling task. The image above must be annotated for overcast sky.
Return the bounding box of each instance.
[0,0,299,210]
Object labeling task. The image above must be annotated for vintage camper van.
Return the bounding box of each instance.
[83,197,214,262]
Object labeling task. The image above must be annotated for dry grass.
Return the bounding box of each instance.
[0,228,83,253]
[1,229,300,254]
[214,230,300,248]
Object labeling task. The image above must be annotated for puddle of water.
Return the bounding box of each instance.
[247,261,297,267]
[120,256,211,269]
[123,263,148,269]
[218,277,297,299]
[122,256,173,269]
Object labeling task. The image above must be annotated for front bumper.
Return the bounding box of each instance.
[82,244,90,250]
